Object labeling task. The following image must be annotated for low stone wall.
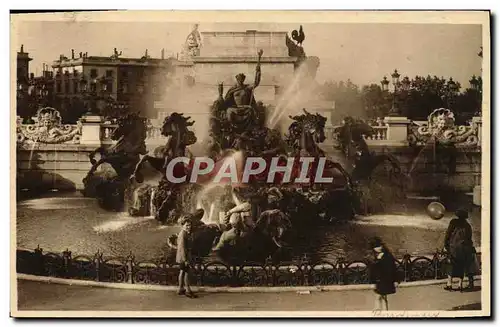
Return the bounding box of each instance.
[321,143,481,194]
[17,144,96,191]
[16,142,172,193]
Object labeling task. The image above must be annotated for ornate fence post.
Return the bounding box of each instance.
[193,256,203,287]
[126,252,135,284]
[337,257,346,285]
[265,256,274,287]
[432,249,440,279]
[94,250,102,282]
[62,248,72,278]
[402,253,411,282]
[34,245,44,276]
[231,262,240,287]
[301,254,310,286]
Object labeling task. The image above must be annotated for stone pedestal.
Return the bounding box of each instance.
[384,116,411,144]
[473,185,481,206]
[80,114,103,145]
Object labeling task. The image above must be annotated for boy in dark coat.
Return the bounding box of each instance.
[444,209,476,291]
[369,237,399,311]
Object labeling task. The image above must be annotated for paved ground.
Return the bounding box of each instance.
[16,279,482,312]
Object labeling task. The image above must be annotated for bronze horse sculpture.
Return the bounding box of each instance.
[128,112,198,224]
[285,108,353,188]
[284,109,356,222]
[334,116,407,213]
[82,113,148,211]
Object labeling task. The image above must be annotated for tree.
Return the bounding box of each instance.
[318,79,365,121]
[360,84,392,119]
[318,73,480,124]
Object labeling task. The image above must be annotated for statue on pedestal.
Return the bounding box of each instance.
[222,49,264,133]
[208,49,269,155]
[181,24,202,58]
[286,25,306,59]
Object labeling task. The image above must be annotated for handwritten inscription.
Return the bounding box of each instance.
[372,311,441,318]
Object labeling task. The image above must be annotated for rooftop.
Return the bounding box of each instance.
[52,56,177,68]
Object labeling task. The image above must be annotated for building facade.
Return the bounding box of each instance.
[50,48,175,122]
[16,45,35,121]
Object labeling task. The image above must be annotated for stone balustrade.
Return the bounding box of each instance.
[98,122,166,146]
[16,109,481,149]
[15,109,483,205]
[325,124,389,143]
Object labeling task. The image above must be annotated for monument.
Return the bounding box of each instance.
[159,26,307,139]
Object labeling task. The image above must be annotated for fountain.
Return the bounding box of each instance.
[15,26,482,267]
[103,28,413,264]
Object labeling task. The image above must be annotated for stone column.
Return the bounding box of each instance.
[383,116,411,144]
[80,114,104,145]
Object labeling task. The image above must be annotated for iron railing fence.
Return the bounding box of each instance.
[16,247,481,287]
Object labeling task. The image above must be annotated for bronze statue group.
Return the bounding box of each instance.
[80,50,412,298]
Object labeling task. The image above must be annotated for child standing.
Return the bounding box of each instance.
[176,216,197,298]
[369,237,399,311]
[443,209,476,291]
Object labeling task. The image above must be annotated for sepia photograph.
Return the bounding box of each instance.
[9,10,490,318]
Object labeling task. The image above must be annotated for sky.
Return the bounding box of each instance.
[12,21,483,90]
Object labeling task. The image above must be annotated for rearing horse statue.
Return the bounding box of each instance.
[334,116,407,213]
[129,112,198,224]
[284,109,356,221]
[130,112,197,182]
[83,113,148,183]
[82,113,148,211]
[286,108,352,189]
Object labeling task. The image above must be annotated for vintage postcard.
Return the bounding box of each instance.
[10,10,490,318]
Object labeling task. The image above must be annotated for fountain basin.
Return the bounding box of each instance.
[16,191,481,263]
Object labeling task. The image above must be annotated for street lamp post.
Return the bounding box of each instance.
[469,75,482,116]
[400,76,411,116]
[445,77,459,109]
[380,76,389,91]
[37,84,49,108]
[388,69,401,116]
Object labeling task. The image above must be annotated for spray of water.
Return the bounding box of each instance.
[194,150,245,223]
[28,139,39,170]
[408,135,437,175]
[267,61,319,129]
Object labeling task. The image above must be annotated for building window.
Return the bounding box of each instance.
[56,81,61,93]
[64,81,70,94]
[106,70,113,78]
[120,83,128,94]
[90,69,98,78]
[74,81,79,93]
[137,84,144,94]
